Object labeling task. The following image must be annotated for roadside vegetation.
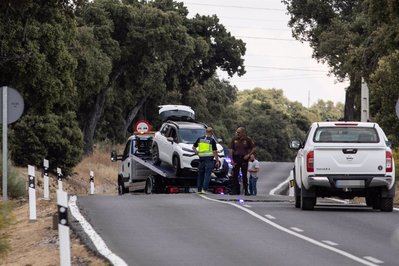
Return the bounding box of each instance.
[0,202,12,259]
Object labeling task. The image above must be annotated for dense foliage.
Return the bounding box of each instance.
[283,0,399,146]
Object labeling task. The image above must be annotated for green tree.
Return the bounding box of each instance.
[0,0,83,171]
[310,100,344,121]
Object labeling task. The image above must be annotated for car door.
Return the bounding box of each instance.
[157,124,170,161]
[121,140,132,179]
[163,126,178,165]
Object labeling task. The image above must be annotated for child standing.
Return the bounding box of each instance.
[248,154,260,196]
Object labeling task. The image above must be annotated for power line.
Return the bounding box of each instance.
[236,36,296,41]
[184,2,285,11]
[225,25,291,31]
[221,16,287,22]
[246,65,328,72]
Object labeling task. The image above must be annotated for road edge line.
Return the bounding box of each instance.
[269,175,291,196]
[69,195,128,266]
[199,194,378,266]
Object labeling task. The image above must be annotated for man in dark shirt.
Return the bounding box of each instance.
[193,127,220,194]
[229,127,256,195]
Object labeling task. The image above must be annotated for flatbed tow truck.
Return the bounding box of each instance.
[111,133,229,195]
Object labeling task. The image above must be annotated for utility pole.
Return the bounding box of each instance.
[361,78,370,122]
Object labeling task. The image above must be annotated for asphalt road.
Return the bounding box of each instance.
[75,162,399,266]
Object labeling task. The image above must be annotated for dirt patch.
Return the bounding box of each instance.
[0,199,106,266]
[1,145,118,265]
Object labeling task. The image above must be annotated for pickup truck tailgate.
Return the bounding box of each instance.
[314,146,386,175]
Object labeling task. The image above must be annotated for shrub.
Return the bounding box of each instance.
[10,112,83,175]
[0,165,26,199]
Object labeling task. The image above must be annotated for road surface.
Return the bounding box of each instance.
[74,162,399,266]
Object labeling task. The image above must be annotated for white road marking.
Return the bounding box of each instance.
[243,204,251,208]
[269,175,291,196]
[363,256,384,264]
[290,227,304,232]
[69,196,128,266]
[199,194,378,266]
[394,207,399,212]
[322,240,339,246]
[264,214,275,220]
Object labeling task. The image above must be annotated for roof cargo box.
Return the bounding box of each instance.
[159,105,195,121]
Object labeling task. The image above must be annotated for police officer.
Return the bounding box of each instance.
[229,127,256,195]
[193,127,220,194]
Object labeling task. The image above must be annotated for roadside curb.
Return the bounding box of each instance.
[68,195,127,266]
[68,197,111,265]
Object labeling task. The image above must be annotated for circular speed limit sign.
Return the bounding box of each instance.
[134,120,152,134]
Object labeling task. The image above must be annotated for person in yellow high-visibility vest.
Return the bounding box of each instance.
[193,127,220,194]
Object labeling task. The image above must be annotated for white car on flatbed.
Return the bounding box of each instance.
[290,121,396,211]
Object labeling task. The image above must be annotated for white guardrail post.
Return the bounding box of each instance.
[288,170,295,196]
[57,189,71,266]
[43,159,50,200]
[28,165,37,222]
[57,167,63,190]
[90,170,95,195]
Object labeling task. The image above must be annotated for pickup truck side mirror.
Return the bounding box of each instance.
[111,150,123,161]
[289,139,302,150]
[167,137,174,144]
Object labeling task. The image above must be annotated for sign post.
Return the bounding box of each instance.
[1,86,24,201]
[43,159,50,200]
[28,165,37,221]
[89,171,95,195]
[57,168,63,190]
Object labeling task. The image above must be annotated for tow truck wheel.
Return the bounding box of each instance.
[172,156,182,176]
[118,175,129,195]
[380,197,393,212]
[152,144,161,165]
[145,176,154,194]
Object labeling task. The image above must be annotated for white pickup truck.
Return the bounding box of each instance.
[290,122,396,212]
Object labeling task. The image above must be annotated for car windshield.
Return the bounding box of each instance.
[313,127,379,143]
[179,128,206,144]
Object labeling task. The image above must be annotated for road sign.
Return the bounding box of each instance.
[396,98,399,119]
[0,86,24,124]
[134,120,152,134]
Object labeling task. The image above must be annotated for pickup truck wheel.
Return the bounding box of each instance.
[301,196,315,210]
[173,156,182,176]
[372,196,381,210]
[145,176,154,194]
[294,182,301,208]
[152,144,161,166]
[380,197,393,212]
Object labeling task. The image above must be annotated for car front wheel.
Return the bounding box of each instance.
[173,156,182,176]
[152,144,161,165]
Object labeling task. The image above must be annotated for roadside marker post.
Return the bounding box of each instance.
[28,165,37,221]
[57,189,71,266]
[57,168,63,190]
[288,170,295,196]
[89,171,95,195]
[43,159,50,200]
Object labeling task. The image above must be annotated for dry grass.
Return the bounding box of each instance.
[0,144,121,265]
[0,199,105,266]
[71,144,120,195]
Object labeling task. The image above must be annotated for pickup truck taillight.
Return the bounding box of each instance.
[307,151,314,172]
[386,151,393,172]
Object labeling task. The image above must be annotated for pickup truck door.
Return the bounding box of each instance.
[121,140,132,179]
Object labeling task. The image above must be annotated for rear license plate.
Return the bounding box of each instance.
[336,180,365,188]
